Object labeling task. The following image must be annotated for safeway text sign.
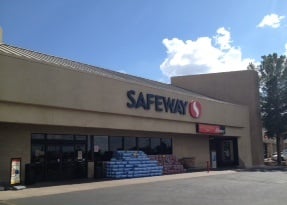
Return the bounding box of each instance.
[126,90,202,119]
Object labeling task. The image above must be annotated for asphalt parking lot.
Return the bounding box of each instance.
[1,169,287,205]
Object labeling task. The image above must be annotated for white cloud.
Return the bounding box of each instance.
[285,43,287,56]
[214,27,232,50]
[257,13,285,28]
[160,27,256,77]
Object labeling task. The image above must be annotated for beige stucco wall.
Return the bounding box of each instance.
[0,124,30,184]
[173,135,210,168]
[171,70,263,166]
[0,54,248,129]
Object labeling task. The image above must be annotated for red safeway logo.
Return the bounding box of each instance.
[189,101,202,118]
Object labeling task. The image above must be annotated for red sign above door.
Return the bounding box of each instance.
[196,124,225,135]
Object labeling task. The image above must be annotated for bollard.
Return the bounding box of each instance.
[206,161,210,173]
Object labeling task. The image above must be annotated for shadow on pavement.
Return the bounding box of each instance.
[26,178,113,189]
[235,166,287,172]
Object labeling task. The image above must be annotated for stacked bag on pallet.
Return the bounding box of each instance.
[149,155,186,175]
[105,151,163,179]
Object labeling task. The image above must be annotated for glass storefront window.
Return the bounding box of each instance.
[124,137,137,150]
[30,132,176,183]
[138,137,151,154]
[161,138,172,154]
[75,135,87,141]
[94,136,110,161]
[222,140,234,161]
[94,136,108,153]
[109,136,123,152]
[75,144,86,161]
[31,144,45,164]
[31,134,174,170]
[30,133,90,182]
[62,145,75,162]
[47,134,73,141]
[150,138,161,154]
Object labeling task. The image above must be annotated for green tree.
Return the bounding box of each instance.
[254,53,287,165]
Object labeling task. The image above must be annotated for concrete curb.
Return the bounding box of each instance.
[0,170,236,201]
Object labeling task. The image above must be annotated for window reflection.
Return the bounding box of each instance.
[31,144,45,164]
[161,138,172,154]
[109,136,123,151]
[151,138,161,154]
[124,137,137,150]
[31,134,173,164]
[138,137,151,154]
[94,136,110,161]
[47,134,73,141]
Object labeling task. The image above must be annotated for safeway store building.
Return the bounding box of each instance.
[0,41,263,185]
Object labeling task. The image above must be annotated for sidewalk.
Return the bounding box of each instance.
[0,170,236,201]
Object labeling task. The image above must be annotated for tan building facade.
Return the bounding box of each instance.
[0,44,263,185]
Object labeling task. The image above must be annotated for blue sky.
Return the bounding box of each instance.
[0,0,286,82]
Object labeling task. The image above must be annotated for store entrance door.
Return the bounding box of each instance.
[209,137,239,168]
[74,143,87,178]
[45,143,87,181]
[46,144,61,180]
[30,134,88,183]
[61,144,76,180]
